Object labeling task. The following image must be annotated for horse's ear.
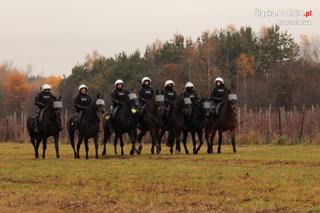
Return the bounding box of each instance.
[97,93,100,99]
[156,89,159,95]
[58,96,62,100]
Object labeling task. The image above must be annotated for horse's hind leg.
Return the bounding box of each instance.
[231,129,237,153]
[54,134,60,159]
[84,138,89,160]
[217,130,223,154]
[182,131,189,154]
[42,137,47,159]
[70,132,77,158]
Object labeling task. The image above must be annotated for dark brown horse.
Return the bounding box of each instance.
[136,94,166,155]
[27,98,62,159]
[67,95,105,159]
[209,92,238,153]
[159,95,192,154]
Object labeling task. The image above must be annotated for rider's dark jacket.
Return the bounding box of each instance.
[163,87,177,105]
[111,88,129,107]
[210,85,228,104]
[138,84,154,105]
[74,93,92,113]
[34,91,56,109]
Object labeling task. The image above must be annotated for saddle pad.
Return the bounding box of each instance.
[203,101,211,109]
[96,99,105,105]
[53,101,63,108]
[228,94,237,101]
[184,98,192,105]
[128,93,137,100]
[155,95,164,102]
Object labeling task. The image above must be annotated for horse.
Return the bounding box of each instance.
[159,95,192,154]
[181,100,205,154]
[27,98,63,159]
[67,95,105,159]
[209,92,238,153]
[136,94,166,155]
[102,93,139,156]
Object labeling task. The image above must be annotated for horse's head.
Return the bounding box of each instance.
[95,94,106,114]
[154,94,166,116]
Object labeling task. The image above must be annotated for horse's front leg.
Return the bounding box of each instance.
[120,134,125,156]
[195,129,204,154]
[205,127,211,154]
[191,131,197,154]
[114,134,118,155]
[182,131,189,154]
[210,129,216,154]
[137,129,146,155]
[94,135,99,159]
[54,134,60,159]
[129,130,137,156]
[84,138,89,160]
[150,129,158,155]
[34,137,41,159]
[231,129,237,153]
[42,137,48,159]
[76,135,83,159]
[70,130,77,158]
[217,130,223,154]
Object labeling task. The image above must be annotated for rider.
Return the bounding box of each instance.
[182,81,199,103]
[110,79,129,117]
[210,77,229,115]
[74,84,92,128]
[163,80,177,121]
[34,84,57,132]
[138,77,154,115]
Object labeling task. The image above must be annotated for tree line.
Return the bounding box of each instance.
[1,25,319,116]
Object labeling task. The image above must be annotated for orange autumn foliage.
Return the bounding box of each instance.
[4,71,32,110]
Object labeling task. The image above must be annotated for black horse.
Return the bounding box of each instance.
[136,94,166,155]
[181,100,205,154]
[27,98,62,159]
[159,95,192,154]
[102,93,139,156]
[209,92,238,153]
[202,99,215,153]
[67,95,105,159]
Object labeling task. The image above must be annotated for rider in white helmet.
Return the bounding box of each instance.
[183,81,199,103]
[110,79,129,115]
[138,77,154,113]
[163,80,177,121]
[74,84,92,128]
[34,84,57,132]
[210,77,229,114]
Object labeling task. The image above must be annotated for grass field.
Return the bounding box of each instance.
[0,142,320,212]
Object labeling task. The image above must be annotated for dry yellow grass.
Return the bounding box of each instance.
[0,142,320,212]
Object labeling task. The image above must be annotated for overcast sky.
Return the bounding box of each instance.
[0,0,318,76]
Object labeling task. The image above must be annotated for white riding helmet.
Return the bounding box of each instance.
[42,84,52,91]
[115,79,124,87]
[78,84,88,91]
[214,77,224,85]
[142,77,151,84]
[164,80,175,87]
[185,81,194,88]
